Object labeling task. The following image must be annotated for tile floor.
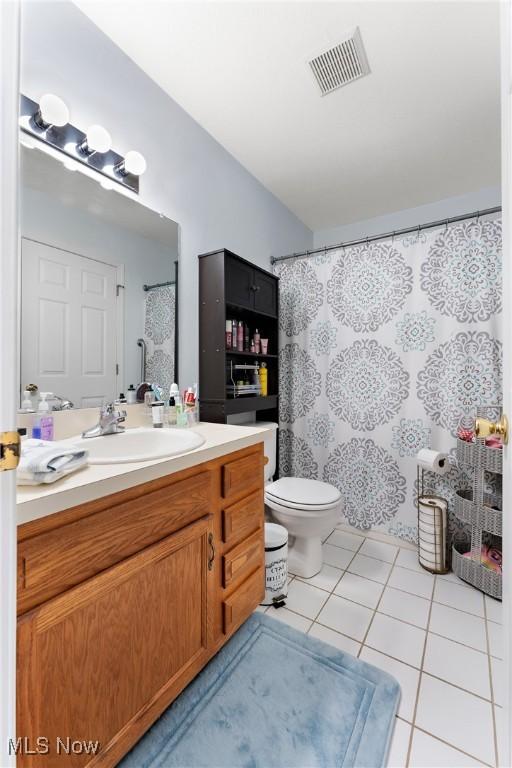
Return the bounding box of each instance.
[256,526,503,767]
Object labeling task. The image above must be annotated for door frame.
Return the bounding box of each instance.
[0,1,20,765]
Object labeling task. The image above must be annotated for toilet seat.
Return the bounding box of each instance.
[265,477,341,513]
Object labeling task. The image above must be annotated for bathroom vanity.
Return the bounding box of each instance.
[16,424,267,767]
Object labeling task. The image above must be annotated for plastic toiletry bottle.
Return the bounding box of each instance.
[126,385,137,404]
[225,320,232,348]
[144,386,154,414]
[151,401,164,428]
[231,320,237,349]
[254,329,260,354]
[19,390,35,413]
[244,323,250,352]
[259,363,268,396]
[167,396,177,426]
[237,322,244,352]
[175,392,187,427]
[36,392,54,440]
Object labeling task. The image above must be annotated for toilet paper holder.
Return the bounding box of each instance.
[416,466,449,575]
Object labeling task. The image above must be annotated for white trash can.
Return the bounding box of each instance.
[261,522,288,606]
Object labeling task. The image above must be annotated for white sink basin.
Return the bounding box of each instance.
[72,427,205,464]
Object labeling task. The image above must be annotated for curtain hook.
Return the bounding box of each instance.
[365,235,369,246]
[476,210,481,222]
[444,219,449,232]
[391,231,395,243]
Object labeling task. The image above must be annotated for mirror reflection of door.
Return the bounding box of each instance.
[19,145,180,409]
[21,238,121,408]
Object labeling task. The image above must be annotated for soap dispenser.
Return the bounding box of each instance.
[33,392,54,440]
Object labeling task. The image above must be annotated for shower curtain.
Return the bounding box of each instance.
[143,284,176,393]
[275,217,502,546]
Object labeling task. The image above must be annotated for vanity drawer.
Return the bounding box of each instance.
[18,471,212,613]
[222,451,264,499]
[222,490,263,545]
[222,528,264,589]
[223,566,265,634]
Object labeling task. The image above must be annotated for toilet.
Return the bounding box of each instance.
[259,422,342,578]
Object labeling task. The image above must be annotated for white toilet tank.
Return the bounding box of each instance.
[256,422,278,483]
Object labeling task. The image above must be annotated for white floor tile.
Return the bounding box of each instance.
[360,647,420,723]
[254,604,268,613]
[285,579,329,620]
[423,633,491,699]
[487,620,503,659]
[415,675,495,765]
[334,571,384,609]
[378,586,430,630]
[308,622,361,656]
[267,607,312,633]
[365,613,426,668]
[348,553,393,584]
[436,570,472,588]
[322,543,354,570]
[491,656,503,706]
[326,529,364,551]
[387,718,411,768]
[433,579,485,617]
[387,566,434,599]
[409,729,483,767]
[316,593,373,642]
[359,538,398,564]
[428,602,487,652]
[297,563,343,593]
[395,548,425,574]
[495,706,504,767]
[485,595,502,624]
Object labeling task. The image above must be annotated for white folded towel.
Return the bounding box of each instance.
[17,439,89,485]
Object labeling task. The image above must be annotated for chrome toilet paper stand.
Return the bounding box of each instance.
[417,466,449,575]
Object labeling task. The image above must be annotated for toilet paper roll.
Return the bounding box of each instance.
[416,449,450,476]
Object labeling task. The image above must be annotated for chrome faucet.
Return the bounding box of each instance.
[82,402,127,438]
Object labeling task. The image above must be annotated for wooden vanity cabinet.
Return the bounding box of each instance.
[16,443,265,768]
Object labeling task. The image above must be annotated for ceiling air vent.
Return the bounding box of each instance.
[309,27,370,96]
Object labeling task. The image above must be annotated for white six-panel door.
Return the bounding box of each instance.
[21,238,118,408]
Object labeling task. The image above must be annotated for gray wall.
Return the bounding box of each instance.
[20,184,175,390]
[20,1,312,387]
[313,186,501,247]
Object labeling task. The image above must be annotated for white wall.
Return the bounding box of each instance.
[19,1,312,387]
[20,185,176,390]
[313,186,501,248]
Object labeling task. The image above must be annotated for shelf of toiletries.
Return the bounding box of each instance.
[226,350,278,360]
[225,318,273,356]
[456,435,503,474]
[453,489,502,536]
[224,395,278,415]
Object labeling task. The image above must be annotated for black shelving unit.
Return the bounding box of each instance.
[199,248,279,425]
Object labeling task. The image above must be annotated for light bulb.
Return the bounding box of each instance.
[78,124,112,155]
[34,94,69,129]
[115,150,147,176]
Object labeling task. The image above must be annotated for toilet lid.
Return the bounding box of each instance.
[266,477,341,507]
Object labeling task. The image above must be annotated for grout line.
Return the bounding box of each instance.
[483,597,500,767]
[411,725,495,768]
[356,546,400,659]
[405,573,435,767]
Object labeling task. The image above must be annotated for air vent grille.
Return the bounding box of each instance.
[309,27,370,96]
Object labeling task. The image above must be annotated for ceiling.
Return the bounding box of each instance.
[75,1,501,232]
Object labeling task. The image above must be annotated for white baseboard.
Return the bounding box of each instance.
[335,521,417,551]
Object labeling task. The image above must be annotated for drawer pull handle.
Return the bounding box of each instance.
[208,533,215,571]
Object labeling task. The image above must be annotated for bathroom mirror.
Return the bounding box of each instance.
[19,143,179,409]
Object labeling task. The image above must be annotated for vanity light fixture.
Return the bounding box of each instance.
[77,124,112,156]
[114,150,147,177]
[20,93,143,194]
[33,93,69,130]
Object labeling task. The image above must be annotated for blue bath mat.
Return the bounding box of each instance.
[121,613,400,768]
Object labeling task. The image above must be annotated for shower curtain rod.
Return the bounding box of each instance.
[143,279,176,291]
[270,205,502,265]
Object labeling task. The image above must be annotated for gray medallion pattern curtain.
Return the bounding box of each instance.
[143,284,176,393]
[274,217,502,546]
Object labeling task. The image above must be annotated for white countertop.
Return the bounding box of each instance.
[17,422,271,526]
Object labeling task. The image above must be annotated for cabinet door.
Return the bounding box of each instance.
[253,270,277,316]
[225,255,254,310]
[17,517,212,768]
